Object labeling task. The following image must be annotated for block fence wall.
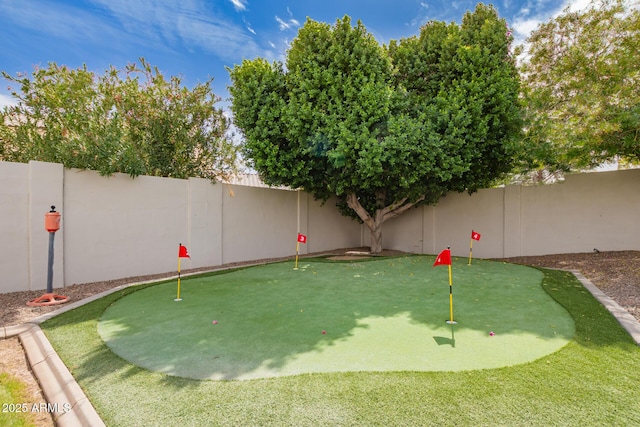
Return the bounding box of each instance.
[379,168,640,258]
[0,161,360,293]
[1,160,638,293]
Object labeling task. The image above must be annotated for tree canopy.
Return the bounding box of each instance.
[0,59,238,181]
[229,4,522,253]
[518,0,640,174]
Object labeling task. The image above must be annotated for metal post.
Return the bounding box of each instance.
[47,231,55,294]
[27,205,69,306]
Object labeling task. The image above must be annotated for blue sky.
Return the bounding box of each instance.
[0,0,590,109]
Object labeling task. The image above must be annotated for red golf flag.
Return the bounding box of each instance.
[178,244,190,258]
[471,230,481,241]
[433,248,451,267]
[297,233,307,244]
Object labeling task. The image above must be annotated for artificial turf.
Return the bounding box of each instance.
[41,260,640,426]
[96,256,573,380]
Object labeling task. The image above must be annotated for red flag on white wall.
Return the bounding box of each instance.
[178,244,190,258]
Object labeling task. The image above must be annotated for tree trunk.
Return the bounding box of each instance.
[346,193,425,254]
[369,221,383,254]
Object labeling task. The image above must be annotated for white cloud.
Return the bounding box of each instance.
[565,0,594,13]
[0,93,17,109]
[1,0,265,62]
[275,16,288,30]
[228,0,247,12]
[509,0,611,62]
[0,0,124,48]
[82,0,263,61]
[275,7,301,32]
[275,15,301,31]
[511,17,544,41]
[286,7,299,27]
[243,17,256,35]
[408,1,430,28]
[510,0,596,47]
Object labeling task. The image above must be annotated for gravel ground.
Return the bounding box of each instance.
[1,249,638,427]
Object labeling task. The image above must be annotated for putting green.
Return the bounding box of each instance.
[98,257,574,380]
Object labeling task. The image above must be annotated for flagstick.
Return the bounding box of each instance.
[468,237,474,265]
[175,256,182,301]
[296,189,300,235]
[294,189,300,271]
[446,264,456,324]
[446,247,457,324]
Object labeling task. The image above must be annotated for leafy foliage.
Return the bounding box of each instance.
[1,59,238,181]
[229,5,521,252]
[518,0,640,173]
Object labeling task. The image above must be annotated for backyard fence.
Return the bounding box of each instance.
[1,160,638,294]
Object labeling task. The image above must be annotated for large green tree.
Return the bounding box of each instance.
[229,4,521,253]
[518,0,640,173]
[0,59,238,181]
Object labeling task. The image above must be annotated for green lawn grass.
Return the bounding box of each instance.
[0,373,38,427]
[41,258,640,426]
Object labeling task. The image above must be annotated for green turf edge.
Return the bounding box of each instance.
[40,265,640,427]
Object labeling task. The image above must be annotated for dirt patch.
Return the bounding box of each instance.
[327,248,407,261]
[327,255,371,260]
[0,338,54,426]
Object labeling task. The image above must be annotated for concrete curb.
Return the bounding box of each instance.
[19,324,106,427]
[2,283,140,427]
[2,323,33,339]
[568,270,640,346]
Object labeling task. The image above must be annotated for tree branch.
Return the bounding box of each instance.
[380,195,426,223]
[346,193,376,229]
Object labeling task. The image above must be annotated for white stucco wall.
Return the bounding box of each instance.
[1,160,638,294]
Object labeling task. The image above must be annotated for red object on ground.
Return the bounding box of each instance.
[26,293,69,307]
